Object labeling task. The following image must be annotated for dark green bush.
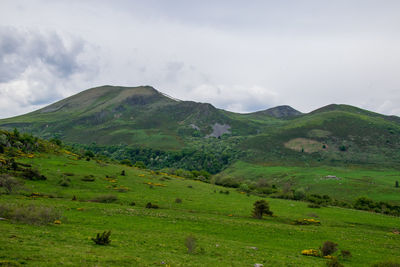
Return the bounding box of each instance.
[91,231,111,245]
[340,250,352,259]
[321,241,338,256]
[21,168,46,181]
[145,202,159,209]
[84,150,95,158]
[134,161,146,169]
[81,175,95,182]
[252,200,273,219]
[175,198,182,203]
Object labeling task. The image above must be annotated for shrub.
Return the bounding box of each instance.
[252,200,273,219]
[175,198,182,203]
[301,249,320,257]
[91,231,111,245]
[185,234,197,254]
[63,172,74,176]
[21,168,46,181]
[134,161,146,169]
[340,250,352,259]
[90,195,118,203]
[293,188,306,200]
[121,170,126,176]
[0,203,61,225]
[0,174,22,194]
[129,201,136,206]
[396,181,399,188]
[321,241,338,256]
[145,202,159,209]
[81,175,95,182]
[84,150,95,158]
[239,183,250,193]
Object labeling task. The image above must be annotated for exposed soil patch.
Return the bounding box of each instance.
[284,138,327,153]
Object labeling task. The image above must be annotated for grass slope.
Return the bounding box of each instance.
[214,161,400,204]
[1,151,400,266]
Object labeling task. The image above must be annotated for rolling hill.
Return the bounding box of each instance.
[1,85,400,171]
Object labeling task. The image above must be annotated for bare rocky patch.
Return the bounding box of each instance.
[206,123,231,138]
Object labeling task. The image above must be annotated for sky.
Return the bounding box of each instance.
[1,0,400,118]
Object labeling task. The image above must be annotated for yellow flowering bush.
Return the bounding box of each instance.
[301,249,320,257]
[145,182,166,187]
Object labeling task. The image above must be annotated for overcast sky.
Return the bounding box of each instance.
[1,0,400,118]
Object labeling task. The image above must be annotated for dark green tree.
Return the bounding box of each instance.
[252,200,273,219]
[396,181,399,188]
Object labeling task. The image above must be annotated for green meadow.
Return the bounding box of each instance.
[1,152,400,266]
[215,161,400,203]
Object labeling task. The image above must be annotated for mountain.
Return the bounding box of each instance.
[0,85,240,149]
[1,85,400,169]
[251,105,302,118]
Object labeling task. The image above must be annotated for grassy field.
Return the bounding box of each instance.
[215,161,400,203]
[1,152,400,266]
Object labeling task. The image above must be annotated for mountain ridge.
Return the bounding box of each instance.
[1,85,400,170]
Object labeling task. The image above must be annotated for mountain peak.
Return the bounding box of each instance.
[38,85,174,114]
[253,105,302,118]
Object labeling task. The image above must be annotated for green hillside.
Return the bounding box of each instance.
[0,131,400,266]
[1,85,400,179]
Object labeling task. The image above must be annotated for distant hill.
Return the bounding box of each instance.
[1,85,400,169]
[251,105,302,118]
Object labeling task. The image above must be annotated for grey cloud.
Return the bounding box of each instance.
[0,27,85,83]
[1,1,400,117]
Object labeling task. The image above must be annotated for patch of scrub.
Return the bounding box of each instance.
[206,123,231,138]
[284,138,327,153]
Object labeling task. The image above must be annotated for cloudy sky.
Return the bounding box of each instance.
[1,0,400,118]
